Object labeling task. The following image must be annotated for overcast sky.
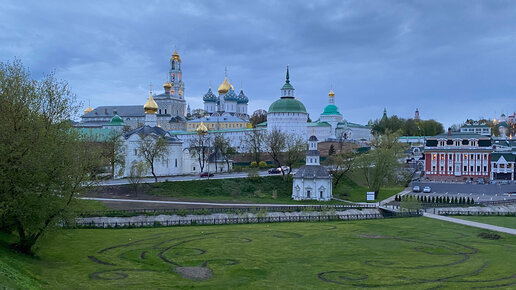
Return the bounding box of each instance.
[2,0,516,127]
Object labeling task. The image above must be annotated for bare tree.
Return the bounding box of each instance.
[326,151,357,187]
[189,133,212,173]
[249,109,267,127]
[128,161,148,194]
[243,129,264,164]
[138,135,169,182]
[283,134,306,177]
[264,129,287,178]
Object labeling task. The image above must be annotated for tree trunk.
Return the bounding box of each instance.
[151,163,157,182]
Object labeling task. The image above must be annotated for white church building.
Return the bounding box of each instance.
[292,134,333,201]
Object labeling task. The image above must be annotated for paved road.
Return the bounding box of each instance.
[80,197,370,208]
[411,181,516,202]
[91,170,286,186]
[423,212,516,236]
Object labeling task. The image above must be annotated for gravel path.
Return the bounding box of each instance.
[423,212,516,235]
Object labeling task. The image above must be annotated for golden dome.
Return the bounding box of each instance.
[217,77,234,94]
[163,81,172,90]
[196,121,208,135]
[144,92,158,114]
[329,90,335,97]
[171,49,181,61]
[84,106,93,114]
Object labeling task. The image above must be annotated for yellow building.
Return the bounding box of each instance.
[186,115,251,132]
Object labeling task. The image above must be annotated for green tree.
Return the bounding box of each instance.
[355,131,406,194]
[0,60,101,254]
[328,144,336,156]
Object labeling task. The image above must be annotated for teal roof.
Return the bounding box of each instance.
[308,121,331,127]
[321,104,341,115]
[256,121,267,127]
[498,121,509,127]
[106,114,124,126]
[268,97,307,113]
[76,128,119,142]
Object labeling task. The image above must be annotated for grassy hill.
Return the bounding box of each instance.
[1,218,516,289]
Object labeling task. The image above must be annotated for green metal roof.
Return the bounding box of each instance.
[321,104,341,115]
[106,114,124,126]
[76,128,119,142]
[492,152,516,162]
[268,97,307,113]
[308,122,331,127]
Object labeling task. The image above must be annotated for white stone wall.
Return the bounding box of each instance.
[115,134,185,179]
[292,177,332,201]
[267,112,308,140]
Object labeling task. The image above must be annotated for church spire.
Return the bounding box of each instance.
[281,65,295,98]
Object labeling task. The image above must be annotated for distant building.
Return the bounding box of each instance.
[460,123,491,136]
[186,115,251,132]
[292,134,332,201]
[491,152,514,181]
[202,69,249,120]
[78,50,187,131]
[424,130,492,181]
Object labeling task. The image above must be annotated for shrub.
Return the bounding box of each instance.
[258,161,267,168]
[250,161,258,168]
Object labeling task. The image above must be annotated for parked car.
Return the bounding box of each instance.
[412,186,421,192]
[281,166,290,172]
[199,172,214,177]
[477,178,485,185]
[268,168,281,174]
[500,180,510,185]
[465,180,473,184]
[423,186,431,193]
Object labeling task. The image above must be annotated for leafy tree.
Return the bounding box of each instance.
[0,60,101,254]
[355,131,407,194]
[137,135,169,182]
[328,144,336,156]
[249,109,267,127]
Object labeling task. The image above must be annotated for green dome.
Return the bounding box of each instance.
[268,97,307,114]
[321,104,341,115]
[108,114,124,126]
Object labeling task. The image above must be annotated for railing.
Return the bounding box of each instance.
[71,212,421,228]
[477,199,516,206]
[438,210,516,216]
[77,204,378,218]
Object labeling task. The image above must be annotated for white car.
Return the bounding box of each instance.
[412,186,421,192]
[423,186,431,193]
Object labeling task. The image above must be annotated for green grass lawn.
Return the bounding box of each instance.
[453,216,516,229]
[332,174,404,202]
[147,175,403,204]
[2,217,516,289]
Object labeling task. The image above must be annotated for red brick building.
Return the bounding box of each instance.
[424,132,492,181]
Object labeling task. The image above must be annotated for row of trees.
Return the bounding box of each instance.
[395,194,475,205]
[371,115,444,136]
[241,129,306,179]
